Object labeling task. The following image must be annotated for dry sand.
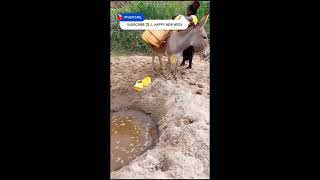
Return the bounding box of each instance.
[110,55,210,179]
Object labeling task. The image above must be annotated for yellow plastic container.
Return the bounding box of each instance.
[141,15,189,48]
[142,76,151,87]
[141,30,169,48]
[134,80,144,92]
[134,76,152,92]
[190,15,198,25]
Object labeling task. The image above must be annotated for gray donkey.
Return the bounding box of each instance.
[150,14,210,79]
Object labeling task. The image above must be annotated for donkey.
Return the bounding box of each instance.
[150,14,210,79]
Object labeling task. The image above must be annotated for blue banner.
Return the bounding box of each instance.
[116,13,145,21]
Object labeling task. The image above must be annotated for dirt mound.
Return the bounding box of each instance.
[111,55,210,179]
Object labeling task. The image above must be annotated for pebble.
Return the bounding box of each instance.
[196,89,203,95]
[197,84,204,88]
[189,82,196,85]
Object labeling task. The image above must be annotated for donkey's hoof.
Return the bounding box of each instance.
[186,66,192,69]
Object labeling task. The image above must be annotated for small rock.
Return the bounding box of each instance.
[197,84,204,88]
[196,89,203,95]
[189,82,196,85]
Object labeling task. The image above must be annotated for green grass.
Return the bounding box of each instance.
[111,1,210,55]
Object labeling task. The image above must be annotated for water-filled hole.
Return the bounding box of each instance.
[111,109,159,171]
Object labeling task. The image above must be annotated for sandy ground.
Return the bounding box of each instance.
[110,55,210,179]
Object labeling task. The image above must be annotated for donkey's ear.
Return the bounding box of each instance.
[197,13,209,28]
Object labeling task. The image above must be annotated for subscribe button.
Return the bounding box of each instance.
[117,13,189,30]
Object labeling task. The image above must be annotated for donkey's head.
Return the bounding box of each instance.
[189,14,210,57]
[165,14,210,58]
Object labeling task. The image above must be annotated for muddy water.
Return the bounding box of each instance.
[111,110,159,171]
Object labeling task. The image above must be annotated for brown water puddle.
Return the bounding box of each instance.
[111,110,159,171]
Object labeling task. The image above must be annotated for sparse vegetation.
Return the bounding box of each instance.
[111,1,210,55]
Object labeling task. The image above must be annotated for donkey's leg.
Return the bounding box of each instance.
[158,55,162,69]
[174,55,182,80]
[164,56,172,79]
[158,56,164,75]
[169,56,175,74]
[152,54,156,75]
[168,56,172,73]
